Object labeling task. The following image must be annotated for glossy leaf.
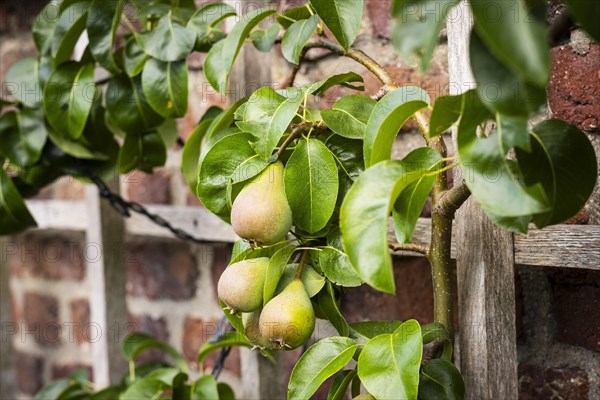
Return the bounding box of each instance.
[142,58,188,118]
[236,86,303,160]
[0,170,37,235]
[564,0,600,42]
[310,0,363,51]
[349,321,403,344]
[357,320,422,400]
[328,369,357,400]
[187,3,236,51]
[312,72,365,95]
[263,244,297,306]
[321,95,376,139]
[392,148,442,243]
[322,134,364,207]
[191,375,219,400]
[319,247,362,287]
[217,382,236,400]
[470,0,550,87]
[364,86,430,167]
[87,0,124,73]
[6,57,42,108]
[204,8,275,93]
[496,113,530,153]
[156,118,179,148]
[276,263,326,298]
[0,108,47,167]
[139,12,196,61]
[277,5,312,28]
[251,24,281,53]
[197,332,253,364]
[51,1,89,65]
[106,74,164,132]
[118,131,166,174]
[341,149,441,293]
[282,15,318,64]
[314,282,348,336]
[284,138,339,233]
[469,30,545,118]
[392,0,459,71]
[197,132,260,223]
[182,119,213,192]
[516,119,598,228]
[419,359,465,400]
[288,337,358,400]
[122,332,189,373]
[123,36,148,77]
[428,94,463,138]
[33,1,61,54]
[456,90,548,227]
[43,62,95,139]
[121,368,181,400]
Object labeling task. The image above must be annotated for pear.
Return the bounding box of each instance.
[217,258,269,313]
[242,310,271,349]
[259,279,315,350]
[230,161,293,244]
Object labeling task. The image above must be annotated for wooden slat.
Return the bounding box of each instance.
[27,200,88,230]
[0,236,16,399]
[448,2,519,399]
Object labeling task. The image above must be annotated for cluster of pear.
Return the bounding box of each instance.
[217,162,316,350]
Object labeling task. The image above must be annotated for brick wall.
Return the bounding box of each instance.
[1,1,599,399]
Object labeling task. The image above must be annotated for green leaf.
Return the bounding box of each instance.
[51,1,89,65]
[123,36,149,77]
[33,1,61,54]
[470,0,550,87]
[219,298,245,335]
[263,244,297,306]
[421,322,452,361]
[322,134,364,207]
[288,337,358,400]
[516,119,598,228]
[197,132,260,223]
[419,359,465,400]
[122,332,189,373]
[340,149,441,293]
[310,0,363,51]
[182,118,213,192]
[319,247,362,287]
[469,29,545,118]
[328,369,357,400]
[0,170,37,235]
[496,113,530,153]
[197,332,253,364]
[357,320,422,400]
[217,382,236,400]
[391,0,459,72]
[138,12,196,61]
[364,87,430,167]
[564,0,600,42]
[191,375,220,400]
[456,90,548,227]
[204,98,245,145]
[276,263,326,298]
[6,57,43,108]
[106,74,164,132]
[0,108,47,167]
[314,282,348,336]
[251,24,281,53]
[428,94,463,138]
[312,72,365,95]
[44,62,95,140]
[187,3,236,52]
[204,8,276,93]
[156,118,179,148]
[282,15,318,64]
[87,0,124,73]
[121,368,182,400]
[142,58,188,118]
[321,95,376,139]
[284,138,339,233]
[277,5,312,28]
[392,148,442,243]
[118,131,167,174]
[236,87,303,160]
[349,321,403,344]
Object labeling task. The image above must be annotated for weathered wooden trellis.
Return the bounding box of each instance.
[1,1,599,399]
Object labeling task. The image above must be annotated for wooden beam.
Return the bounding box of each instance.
[0,236,16,399]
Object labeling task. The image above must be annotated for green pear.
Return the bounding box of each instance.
[230,161,292,244]
[259,279,315,350]
[242,310,271,349]
[217,258,269,313]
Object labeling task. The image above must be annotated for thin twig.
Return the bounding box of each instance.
[432,182,471,218]
[282,50,306,88]
[389,241,430,255]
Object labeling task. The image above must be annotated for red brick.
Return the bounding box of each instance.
[69,298,90,345]
[15,351,44,395]
[548,43,600,132]
[127,170,172,205]
[129,314,170,363]
[181,317,240,376]
[553,284,600,352]
[23,292,60,347]
[367,0,392,38]
[8,232,85,281]
[518,364,590,400]
[126,240,198,300]
[51,363,93,381]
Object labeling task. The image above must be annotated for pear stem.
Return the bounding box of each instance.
[295,251,309,279]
